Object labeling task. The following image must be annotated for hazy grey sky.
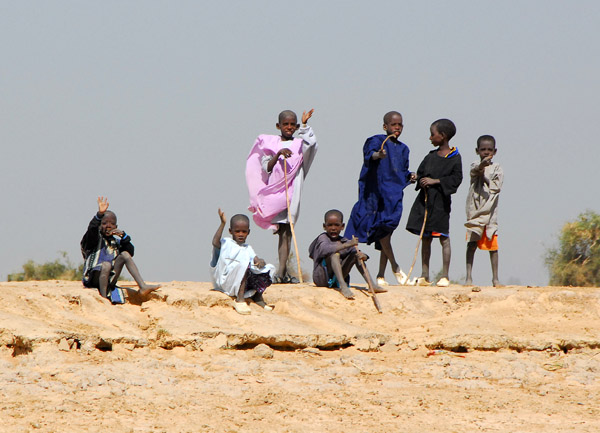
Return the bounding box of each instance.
[1,1,598,286]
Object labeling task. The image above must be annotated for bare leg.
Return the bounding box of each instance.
[112,252,161,297]
[98,262,112,298]
[490,251,499,286]
[326,253,354,299]
[377,250,388,279]
[233,271,251,314]
[379,234,400,274]
[440,237,451,279]
[276,224,292,278]
[420,237,432,280]
[465,241,477,285]
[237,272,248,302]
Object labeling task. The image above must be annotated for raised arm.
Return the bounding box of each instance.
[212,208,227,249]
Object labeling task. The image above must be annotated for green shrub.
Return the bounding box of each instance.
[546,211,600,287]
[8,252,84,282]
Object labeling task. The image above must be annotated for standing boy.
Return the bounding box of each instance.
[406,119,463,287]
[465,135,503,286]
[309,209,386,299]
[246,109,317,283]
[81,196,161,300]
[210,208,275,315]
[345,111,415,287]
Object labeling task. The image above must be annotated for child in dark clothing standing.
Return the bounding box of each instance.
[406,119,463,287]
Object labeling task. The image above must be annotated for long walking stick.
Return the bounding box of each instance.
[353,236,383,313]
[284,159,304,283]
[405,189,428,283]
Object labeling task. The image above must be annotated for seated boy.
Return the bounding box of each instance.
[80,196,161,300]
[210,208,275,315]
[308,209,387,299]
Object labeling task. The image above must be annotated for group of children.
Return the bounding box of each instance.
[81,109,503,313]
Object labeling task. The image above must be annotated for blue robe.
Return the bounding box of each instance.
[345,134,411,250]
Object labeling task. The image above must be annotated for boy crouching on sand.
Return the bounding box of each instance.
[81,197,161,301]
[210,208,275,315]
[308,209,387,300]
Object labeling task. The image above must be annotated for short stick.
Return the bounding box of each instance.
[353,236,382,313]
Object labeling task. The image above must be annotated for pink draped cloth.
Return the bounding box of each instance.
[246,134,304,230]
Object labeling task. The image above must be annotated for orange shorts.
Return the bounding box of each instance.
[466,229,498,251]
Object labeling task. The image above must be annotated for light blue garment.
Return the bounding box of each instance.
[210,237,275,298]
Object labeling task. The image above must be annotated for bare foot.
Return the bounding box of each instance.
[139,284,161,298]
[465,278,473,285]
[373,285,387,293]
[338,286,355,300]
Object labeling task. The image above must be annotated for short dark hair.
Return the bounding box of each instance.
[383,111,402,124]
[278,110,297,124]
[230,214,250,228]
[477,134,496,148]
[324,209,344,223]
[431,119,456,140]
[102,211,117,223]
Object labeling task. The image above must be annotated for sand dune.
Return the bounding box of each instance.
[1,281,599,432]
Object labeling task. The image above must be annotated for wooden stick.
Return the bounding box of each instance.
[353,236,382,313]
[379,134,396,152]
[284,159,304,283]
[405,189,428,282]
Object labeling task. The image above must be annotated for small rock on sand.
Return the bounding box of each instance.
[254,344,274,359]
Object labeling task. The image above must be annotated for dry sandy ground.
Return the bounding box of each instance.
[1,280,599,432]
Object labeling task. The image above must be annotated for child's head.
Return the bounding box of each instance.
[476,134,497,160]
[276,110,299,141]
[229,214,250,245]
[430,119,456,146]
[383,111,404,138]
[323,209,344,239]
[100,211,117,237]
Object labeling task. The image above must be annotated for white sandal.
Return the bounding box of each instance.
[234,301,251,315]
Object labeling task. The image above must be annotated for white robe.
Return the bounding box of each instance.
[210,237,275,298]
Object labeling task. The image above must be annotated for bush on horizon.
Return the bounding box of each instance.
[7,252,84,282]
[546,210,600,287]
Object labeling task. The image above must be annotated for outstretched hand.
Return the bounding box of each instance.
[218,208,226,225]
[301,109,314,125]
[97,196,109,215]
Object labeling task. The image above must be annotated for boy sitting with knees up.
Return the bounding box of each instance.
[308,209,386,300]
[210,208,275,315]
[81,196,161,300]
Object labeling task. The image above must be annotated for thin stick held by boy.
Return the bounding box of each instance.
[406,119,463,287]
[246,109,317,284]
[210,208,275,315]
[465,135,503,287]
[80,196,161,301]
[309,209,386,300]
